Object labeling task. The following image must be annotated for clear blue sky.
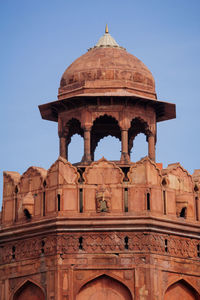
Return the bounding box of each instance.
[1,0,200,207]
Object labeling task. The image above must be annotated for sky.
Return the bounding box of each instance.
[1,0,200,207]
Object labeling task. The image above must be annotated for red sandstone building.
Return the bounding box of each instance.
[1,27,200,299]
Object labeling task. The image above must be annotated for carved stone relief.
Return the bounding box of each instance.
[95,185,111,213]
[1,232,200,266]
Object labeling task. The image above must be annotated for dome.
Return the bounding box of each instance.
[58,27,156,100]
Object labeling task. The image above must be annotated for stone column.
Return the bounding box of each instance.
[59,136,67,159]
[121,129,129,162]
[148,134,155,161]
[58,119,69,160]
[83,126,92,162]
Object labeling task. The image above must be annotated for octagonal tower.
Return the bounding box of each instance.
[1,27,200,300]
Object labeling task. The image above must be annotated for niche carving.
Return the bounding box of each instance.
[96,185,111,213]
[176,194,188,218]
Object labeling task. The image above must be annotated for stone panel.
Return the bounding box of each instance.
[111,187,123,212]
[128,187,145,212]
[4,201,13,222]
[83,188,96,211]
[46,190,56,213]
[63,188,78,211]
[83,158,124,185]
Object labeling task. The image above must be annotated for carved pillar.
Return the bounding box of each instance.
[59,121,69,160]
[82,125,92,162]
[59,136,67,159]
[121,129,129,162]
[58,117,68,160]
[148,134,155,161]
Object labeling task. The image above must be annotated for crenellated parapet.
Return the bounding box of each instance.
[1,157,199,227]
[45,156,79,214]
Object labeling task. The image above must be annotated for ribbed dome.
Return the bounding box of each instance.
[58,29,156,100]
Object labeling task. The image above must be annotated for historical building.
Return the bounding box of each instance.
[1,26,200,299]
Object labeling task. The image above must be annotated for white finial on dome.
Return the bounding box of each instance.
[88,25,125,50]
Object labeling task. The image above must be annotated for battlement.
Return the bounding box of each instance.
[1,156,200,228]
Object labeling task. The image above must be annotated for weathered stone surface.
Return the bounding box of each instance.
[1,29,199,300]
[58,47,156,100]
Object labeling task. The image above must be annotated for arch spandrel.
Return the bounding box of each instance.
[128,157,162,185]
[83,158,124,185]
[76,274,132,300]
[46,156,79,187]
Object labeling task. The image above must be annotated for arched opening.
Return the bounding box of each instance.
[162,178,167,187]
[128,118,151,162]
[164,279,199,300]
[64,118,84,162]
[23,208,32,219]
[195,196,199,221]
[14,185,18,222]
[197,244,200,257]
[68,134,84,163]
[42,181,46,217]
[129,133,148,162]
[146,191,151,210]
[180,207,187,218]
[91,115,121,161]
[76,274,132,300]
[13,281,45,300]
[95,136,121,161]
[194,184,199,192]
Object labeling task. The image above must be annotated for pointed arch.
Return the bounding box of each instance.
[128,117,152,155]
[130,132,148,162]
[91,114,121,160]
[164,279,199,300]
[65,118,84,140]
[63,118,84,161]
[76,274,132,300]
[13,279,45,300]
